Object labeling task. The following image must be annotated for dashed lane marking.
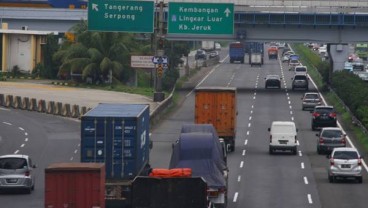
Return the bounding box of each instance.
[244,139,248,145]
[308,194,313,204]
[240,161,244,168]
[301,162,305,169]
[233,192,239,202]
[304,176,309,185]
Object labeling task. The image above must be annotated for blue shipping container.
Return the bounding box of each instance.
[80,103,150,180]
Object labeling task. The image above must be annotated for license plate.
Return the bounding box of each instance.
[278,140,288,144]
[6,178,18,183]
[341,164,351,168]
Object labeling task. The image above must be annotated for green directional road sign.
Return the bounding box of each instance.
[88,0,154,33]
[168,2,234,35]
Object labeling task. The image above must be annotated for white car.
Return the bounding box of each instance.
[0,154,36,193]
[327,147,363,183]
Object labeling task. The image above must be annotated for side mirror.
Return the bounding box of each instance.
[268,127,271,131]
[316,133,319,137]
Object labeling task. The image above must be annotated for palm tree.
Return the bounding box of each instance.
[53,20,139,83]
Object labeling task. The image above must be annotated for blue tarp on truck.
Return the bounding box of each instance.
[80,103,150,180]
[169,132,227,189]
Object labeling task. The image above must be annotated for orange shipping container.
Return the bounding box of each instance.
[45,163,105,208]
[195,87,237,152]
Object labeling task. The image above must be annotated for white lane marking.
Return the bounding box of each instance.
[308,194,313,204]
[297,140,300,146]
[2,122,12,125]
[25,138,28,142]
[242,149,246,156]
[233,192,239,202]
[20,144,25,148]
[291,117,294,121]
[185,64,220,97]
[78,144,80,147]
[254,92,256,96]
[286,93,289,96]
[246,131,249,135]
[288,101,291,105]
[25,132,28,136]
[248,123,251,128]
[289,106,292,109]
[238,175,241,182]
[74,150,78,154]
[70,157,74,161]
[290,111,293,115]
[287,96,290,100]
[301,162,305,169]
[249,116,252,121]
[304,177,309,185]
[18,127,24,131]
[299,151,303,157]
[253,96,256,100]
[250,110,253,114]
[240,161,244,168]
[252,105,254,109]
[227,73,236,87]
[14,150,19,154]
[244,139,248,145]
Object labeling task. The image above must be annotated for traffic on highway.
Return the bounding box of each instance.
[1,42,368,208]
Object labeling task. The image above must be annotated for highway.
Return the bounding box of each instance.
[1,46,368,207]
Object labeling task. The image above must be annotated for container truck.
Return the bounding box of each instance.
[195,87,237,152]
[131,172,210,208]
[268,46,278,59]
[229,42,245,63]
[170,132,228,208]
[45,163,105,208]
[80,103,151,208]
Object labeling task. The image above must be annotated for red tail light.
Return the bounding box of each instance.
[341,137,346,144]
[312,112,320,118]
[25,171,30,176]
[330,158,334,166]
[207,190,219,198]
[270,135,272,143]
[358,158,362,166]
[329,112,336,118]
[319,138,324,144]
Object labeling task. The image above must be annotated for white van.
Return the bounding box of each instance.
[294,65,307,75]
[268,121,298,154]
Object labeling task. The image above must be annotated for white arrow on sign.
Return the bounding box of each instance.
[92,3,99,11]
[224,8,231,17]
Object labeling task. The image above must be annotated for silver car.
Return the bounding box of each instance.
[327,147,363,183]
[0,154,36,193]
[316,127,346,154]
[302,92,322,110]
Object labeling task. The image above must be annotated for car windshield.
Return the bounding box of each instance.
[0,158,27,169]
[315,108,333,113]
[290,60,299,64]
[305,94,319,99]
[333,151,359,160]
[322,130,342,138]
[272,125,294,134]
[296,67,306,72]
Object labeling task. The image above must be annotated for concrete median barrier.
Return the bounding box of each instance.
[71,105,80,118]
[0,94,4,106]
[47,101,55,114]
[62,103,71,117]
[5,95,13,108]
[54,102,63,115]
[29,98,37,111]
[14,96,22,109]
[22,97,29,110]
[38,100,46,113]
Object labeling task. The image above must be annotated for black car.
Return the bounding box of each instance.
[311,106,337,130]
[265,75,281,89]
[195,49,206,60]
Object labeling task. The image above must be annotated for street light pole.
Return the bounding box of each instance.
[153,1,165,102]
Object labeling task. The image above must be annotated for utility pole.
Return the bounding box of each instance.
[153,0,165,102]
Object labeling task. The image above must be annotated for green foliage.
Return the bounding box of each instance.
[162,67,179,91]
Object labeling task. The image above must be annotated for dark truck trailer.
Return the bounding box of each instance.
[170,132,228,208]
[131,176,209,208]
[80,103,150,207]
[229,42,245,63]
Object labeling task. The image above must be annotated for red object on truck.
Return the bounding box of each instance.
[268,46,278,59]
[45,163,105,208]
[149,168,192,178]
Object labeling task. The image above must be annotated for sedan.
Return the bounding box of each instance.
[265,75,282,89]
[0,154,36,193]
[301,92,321,110]
[327,147,363,183]
[316,127,346,154]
